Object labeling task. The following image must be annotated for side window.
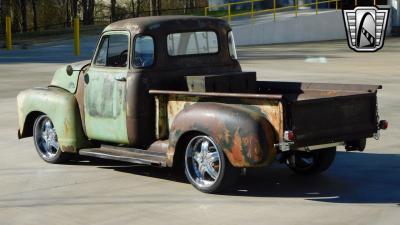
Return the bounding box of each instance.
[95,36,109,66]
[94,34,128,67]
[134,36,154,67]
[228,31,237,60]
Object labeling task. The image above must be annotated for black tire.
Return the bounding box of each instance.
[286,147,336,175]
[184,134,239,193]
[33,115,70,164]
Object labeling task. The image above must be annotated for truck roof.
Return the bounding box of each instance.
[103,15,231,35]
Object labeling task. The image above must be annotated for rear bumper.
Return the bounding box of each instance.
[275,141,344,152]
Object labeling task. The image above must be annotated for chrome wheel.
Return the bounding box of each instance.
[34,116,60,160]
[185,135,221,188]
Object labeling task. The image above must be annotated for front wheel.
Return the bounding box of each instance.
[33,115,70,164]
[184,135,239,193]
[286,147,336,175]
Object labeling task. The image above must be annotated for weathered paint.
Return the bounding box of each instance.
[17,87,93,152]
[16,16,384,170]
[50,60,91,93]
[166,102,279,167]
[239,98,284,140]
[153,94,282,167]
[83,30,130,144]
[83,67,129,144]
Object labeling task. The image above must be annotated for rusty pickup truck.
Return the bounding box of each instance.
[17,16,388,193]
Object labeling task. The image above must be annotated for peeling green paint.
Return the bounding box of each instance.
[17,87,93,152]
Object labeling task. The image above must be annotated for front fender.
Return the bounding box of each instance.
[17,87,92,152]
[168,102,277,167]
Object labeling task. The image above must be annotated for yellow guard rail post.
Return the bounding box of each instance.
[251,0,254,20]
[73,17,80,56]
[227,3,232,22]
[273,0,276,21]
[316,0,319,15]
[5,16,12,50]
[295,0,298,17]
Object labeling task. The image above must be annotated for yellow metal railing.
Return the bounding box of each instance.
[5,16,12,50]
[204,0,340,22]
[73,17,80,56]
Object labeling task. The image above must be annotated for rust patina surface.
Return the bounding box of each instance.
[149,92,283,167]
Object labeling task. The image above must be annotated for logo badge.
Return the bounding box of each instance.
[343,6,389,52]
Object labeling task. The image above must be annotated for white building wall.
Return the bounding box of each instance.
[232,10,393,46]
[233,11,346,46]
[390,0,400,26]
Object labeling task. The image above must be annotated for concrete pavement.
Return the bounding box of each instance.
[0,37,399,225]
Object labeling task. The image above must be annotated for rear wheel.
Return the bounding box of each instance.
[33,115,70,164]
[184,135,239,193]
[286,147,336,175]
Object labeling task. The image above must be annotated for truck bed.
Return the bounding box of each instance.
[151,73,381,149]
[257,81,381,147]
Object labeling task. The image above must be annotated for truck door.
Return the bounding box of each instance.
[83,31,130,144]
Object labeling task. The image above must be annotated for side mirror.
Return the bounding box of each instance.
[66,65,73,76]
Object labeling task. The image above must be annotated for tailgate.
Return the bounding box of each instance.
[288,93,378,147]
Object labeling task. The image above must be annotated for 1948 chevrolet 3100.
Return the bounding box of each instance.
[17,16,388,193]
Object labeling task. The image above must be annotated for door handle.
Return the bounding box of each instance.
[114,74,126,81]
[84,73,90,84]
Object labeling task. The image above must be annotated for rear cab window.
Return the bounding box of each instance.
[167,31,218,56]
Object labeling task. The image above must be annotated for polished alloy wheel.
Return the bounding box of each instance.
[34,116,60,160]
[185,135,221,188]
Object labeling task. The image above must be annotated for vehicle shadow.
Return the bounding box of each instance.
[229,151,400,204]
[72,151,400,204]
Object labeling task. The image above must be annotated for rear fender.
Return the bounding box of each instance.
[17,87,93,153]
[168,102,277,167]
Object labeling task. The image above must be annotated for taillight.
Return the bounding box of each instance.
[284,130,295,141]
[379,120,388,130]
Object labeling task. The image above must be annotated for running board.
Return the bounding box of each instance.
[79,144,168,167]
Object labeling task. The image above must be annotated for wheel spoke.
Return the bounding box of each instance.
[198,164,206,179]
[45,140,52,152]
[204,163,218,180]
[200,140,209,155]
[48,139,59,151]
[193,153,202,165]
[206,151,219,164]
[45,120,52,130]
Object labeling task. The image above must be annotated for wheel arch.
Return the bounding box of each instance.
[17,87,94,153]
[167,102,277,168]
[18,111,44,138]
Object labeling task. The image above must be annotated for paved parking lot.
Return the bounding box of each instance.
[0,37,399,225]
